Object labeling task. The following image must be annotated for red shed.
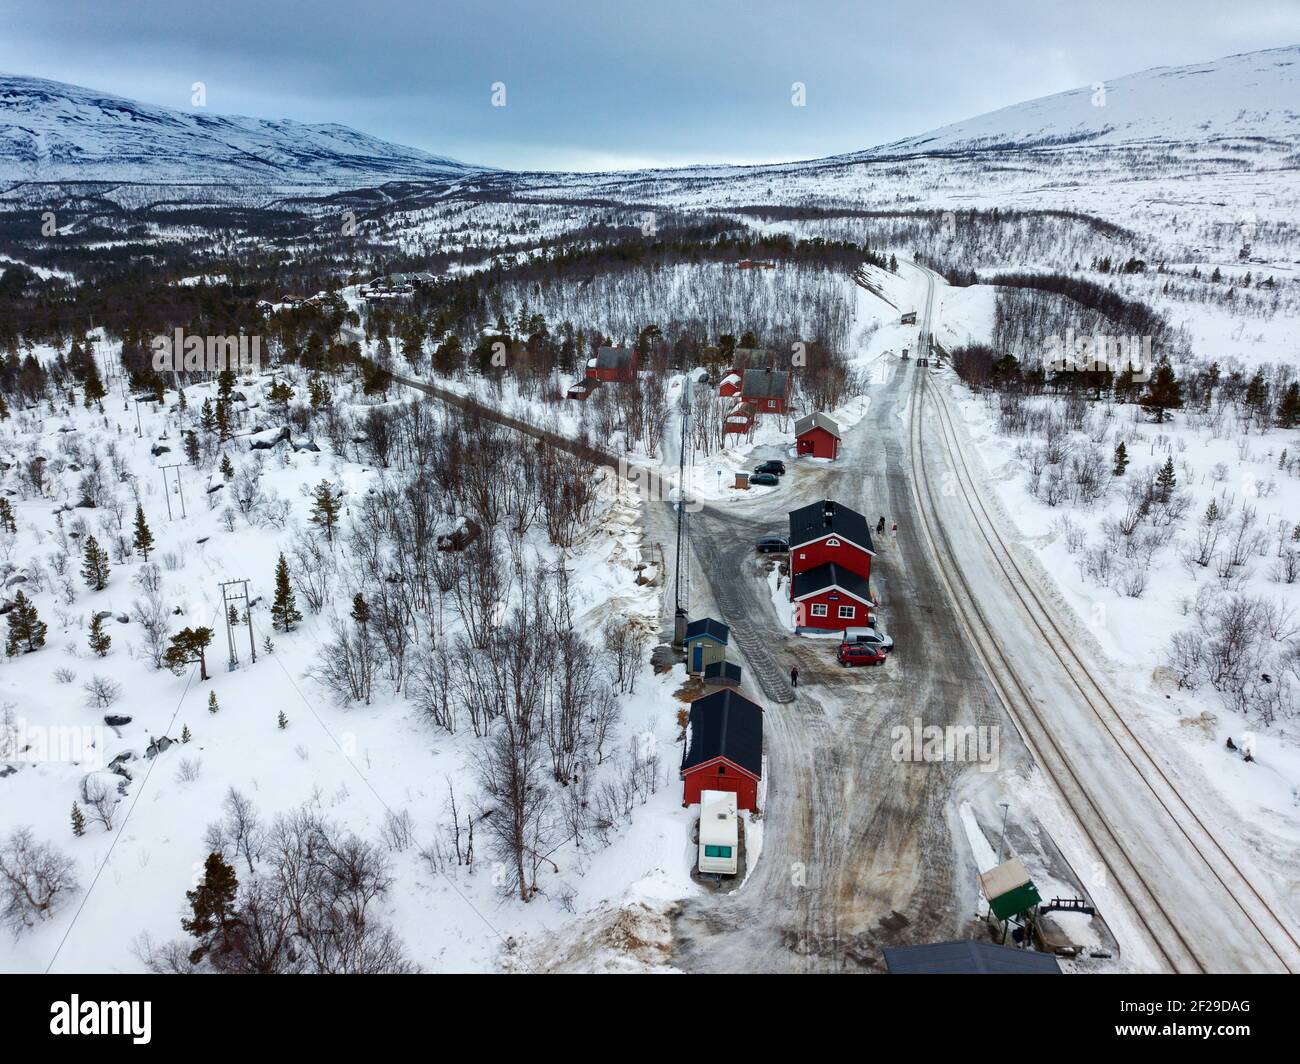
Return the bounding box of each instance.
[787,499,875,584]
[586,346,638,383]
[794,411,842,460]
[718,371,743,398]
[680,689,763,811]
[791,563,875,631]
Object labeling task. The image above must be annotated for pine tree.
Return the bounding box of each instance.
[0,497,15,533]
[227,604,239,627]
[1204,500,1220,525]
[181,724,192,743]
[182,852,240,963]
[71,802,85,838]
[1279,383,1300,429]
[220,453,234,480]
[309,480,343,544]
[133,505,154,561]
[262,635,275,655]
[80,534,110,591]
[184,431,200,465]
[277,710,288,730]
[270,553,301,632]
[83,359,107,410]
[88,614,111,657]
[208,691,219,714]
[163,627,214,681]
[215,398,231,441]
[268,378,294,414]
[1156,456,1177,500]
[200,398,218,434]
[1112,441,1128,476]
[5,591,47,654]
[350,592,370,627]
[1140,360,1183,424]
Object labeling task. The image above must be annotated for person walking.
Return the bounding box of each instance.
[790,665,799,689]
[876,516,886,534]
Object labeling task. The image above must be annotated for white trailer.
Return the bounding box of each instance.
[698,789,739,875]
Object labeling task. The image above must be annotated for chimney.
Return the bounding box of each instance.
[823,500,835,526]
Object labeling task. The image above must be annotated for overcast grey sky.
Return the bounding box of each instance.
[2,0,1297,171]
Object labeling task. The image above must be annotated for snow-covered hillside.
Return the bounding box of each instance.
[0,74,485,186]
[859,46,1300,157]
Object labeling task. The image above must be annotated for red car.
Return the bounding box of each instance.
[837,642,886,667]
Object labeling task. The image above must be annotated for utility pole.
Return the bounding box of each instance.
[672,377,690,647]
[159,464,187,520]
[218,579,255,670]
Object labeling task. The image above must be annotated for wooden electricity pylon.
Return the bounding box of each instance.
[218,578,256,670]
[159,463,187,520]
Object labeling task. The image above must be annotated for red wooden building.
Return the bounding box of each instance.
[791,563,875,630]
[788,499,875,586]
[680,689,763,811]
[585,346,638,383]
[794,411,842,460]
[718,371,742,398]
[741,367,790,415]
[723,401,755,435]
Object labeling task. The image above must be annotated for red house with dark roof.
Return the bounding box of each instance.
[741,367,790,415]
[586,346,638,383]
[794,411,842,460]
[680,689,763,811]
[788,499,875,584]
[791,563,875,630]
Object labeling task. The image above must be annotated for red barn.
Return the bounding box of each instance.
[792,563,875,630]
[794,411,842,460]
[681,689,763,811]
[741,367,790,415]
[788,499,875,584]
[718,371,742,398]
[586,346,638,383]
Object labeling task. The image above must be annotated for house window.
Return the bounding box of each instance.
[826,537,840,547]
[810,603,828,617]
[798,552,806,560]
[838,605,856,619]
[704,845,733,858]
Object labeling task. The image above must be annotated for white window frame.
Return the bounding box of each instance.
[837,605,856,619]
[826,537,840,547]
[810,603,829,617]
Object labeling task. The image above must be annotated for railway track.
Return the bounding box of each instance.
[905,267,1300,972]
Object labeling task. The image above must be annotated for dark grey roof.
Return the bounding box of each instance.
[794,411,841,439]
[685,617,729,644]
[703,660,743,683]
[681,689,763,777]
[741,367,789,399]
[791,563,872,603]
[788,499,873,552]
[882,941,1063,975]
[596,346,634,369]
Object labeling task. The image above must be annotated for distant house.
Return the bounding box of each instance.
[791,563,874,630]
[681,689,763,811]
[723,402,755,435]
[586,346,638,383]
[737,260,776,270]
[900,310,917,325]
[741,367,790,415]
[794,412,842,460]
[684,617,730,675]
[882,941,1062,975]
[788,500,875,583]
[718,371,743,398]
[566,378,600,401]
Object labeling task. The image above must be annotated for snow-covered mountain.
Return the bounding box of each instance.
[0,73,484,185]
[856,45,1300,158]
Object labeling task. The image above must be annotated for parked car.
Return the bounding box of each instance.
[749,471,780,486]
[842,626,894,653]
[837,642,886,667]
[753,460,786,476]
[755,535,789,553]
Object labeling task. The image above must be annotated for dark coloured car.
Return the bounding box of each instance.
[837,642,886,667]
[749,472,780,486]
[756,536,789,553]
[753,460,786,476]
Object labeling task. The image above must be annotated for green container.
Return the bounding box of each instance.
[989,881,1041,921]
